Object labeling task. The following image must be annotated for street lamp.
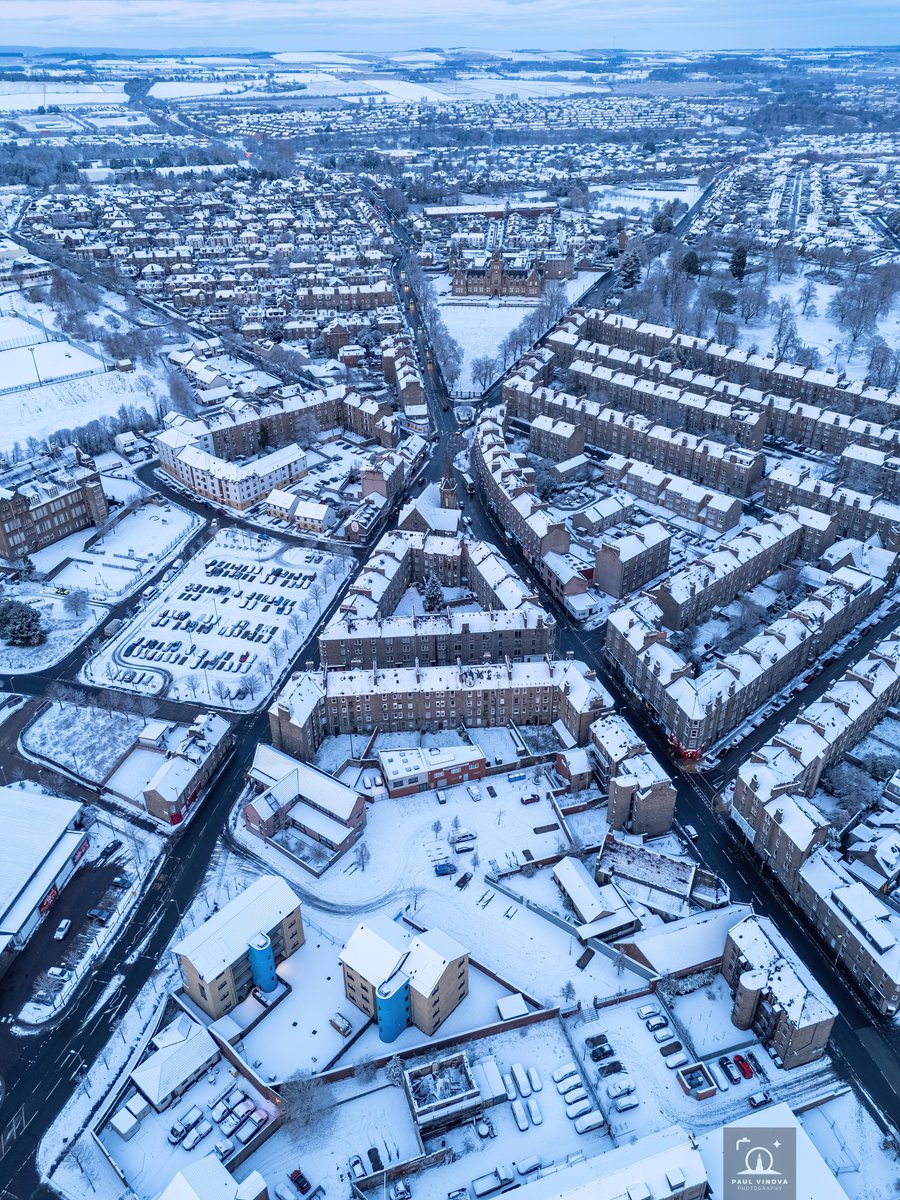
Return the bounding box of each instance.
[28,345,42,386]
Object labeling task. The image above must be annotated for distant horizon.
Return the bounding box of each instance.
[1,0,897,56]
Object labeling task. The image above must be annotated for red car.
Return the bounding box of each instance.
[290,1169,311,1195]
[734,1054,753,1080]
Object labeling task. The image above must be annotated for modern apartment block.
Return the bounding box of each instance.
[172,875,304,1020]
[0,447,108,559]
[339,915,469,1041]
[269,656,614,760]
[721,915,836,1068]
[589,714,676,836]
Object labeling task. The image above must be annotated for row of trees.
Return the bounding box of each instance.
[400,254,464,388]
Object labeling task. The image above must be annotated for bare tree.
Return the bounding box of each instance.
[354,841,371,872]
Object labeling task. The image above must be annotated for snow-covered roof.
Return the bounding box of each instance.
[0,786,85,938]
[173,874,301,982]
[131,1015,218,1109]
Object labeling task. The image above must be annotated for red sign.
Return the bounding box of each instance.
[72,837,89,865]
[39,885,59,917]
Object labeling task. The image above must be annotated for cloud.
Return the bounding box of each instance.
[2,0,896,50]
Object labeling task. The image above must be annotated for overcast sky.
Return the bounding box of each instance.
[3,0,897,54]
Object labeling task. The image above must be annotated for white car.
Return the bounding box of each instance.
[606,1078,635,1100]
[526,1098,543,1126]
[557,1075,583,1096]
[566,1098,592,1121]
[636,1004,659,1020]
[551,1062,578,1084]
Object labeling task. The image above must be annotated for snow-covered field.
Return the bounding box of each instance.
[435,270,602,393]
[20,702,145,784]
[0,338,103,390]
[49,497,201,602]
[81,529,351,711]
[0,82,127,111]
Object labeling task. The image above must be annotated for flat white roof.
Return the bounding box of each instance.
[0,786,84,936]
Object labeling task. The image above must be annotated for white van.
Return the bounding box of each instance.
[511,1099,528,1132]
[574,1111,606,1134]
[511,1063,531,1098]
[707,1062,729,1091]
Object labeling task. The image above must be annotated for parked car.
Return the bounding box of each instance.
[606,1078,635,1100]
[591,1044,614,1062]
[746,1052,766,1078]
[749,1091,772,1109]
[574,1111,606,1134]
[683,824,699,840]
[467,784,482,801]
[653,1029,673,1043]
[511,1099,528,1132]
[210,1100,230,1124]
[527,1067,542,1092]
[213,1138,234,1161]
[614,1095,640,1113]
[518,1156,541,1175]
[182,1120,213,1151]
[235,1110,267,1145]
[434,861,458,876]
[290,1168,312,1194]
[598,1060,623,1078]
[98,840,123,860]
[719,1056,742,1085]
[53,919,72,941]
[219,1111,242,1137]
[112,875,132,889]
[734,1055,753,1080]
[566,1098,592,1121]
[232,1098,255,1121]
[646,1016,668,1032]
[48,967,72,981]
[87,907,114,923]
[526,1097,542,1126]
[665,1053,689,1069]
[563,1086,587,1105]
[586,1034,609,1049]
[708,1062,729,1091]
[636,1005,659,1020]
[557,1075,583,1096]
[551,1062,578,1084]
[520,793,540,805]
[168,1106,203,1144]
